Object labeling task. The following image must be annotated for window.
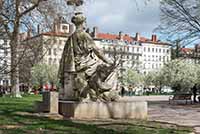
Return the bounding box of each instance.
[59,40,62,45]
[4,49,8,56]
[132,47,134,52]
[48,48,51,55]
[53,48,57,56]
[148,48,150,52]
[167,49,169,54]
[137,47,139,52]
[127,46,129,52]
[144,47,146,52]
[163,49,165,53]
[127,55,129,59]
[152,48,154,52]
[159,49,161,53]
[156,48,158,53]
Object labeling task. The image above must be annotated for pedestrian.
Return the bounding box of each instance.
[192,84,198,103]
[121,86,125,97]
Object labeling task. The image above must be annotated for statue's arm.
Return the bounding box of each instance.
[84,33,113,65]
[96,78,111,91]
[92,41,113,65]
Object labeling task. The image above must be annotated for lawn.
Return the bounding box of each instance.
[0,94,193,134]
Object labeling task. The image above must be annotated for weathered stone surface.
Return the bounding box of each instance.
[59,101,147,119]
[58,12,119,101]
[35,92,58,114]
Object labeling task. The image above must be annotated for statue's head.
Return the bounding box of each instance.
[71,12,86,26]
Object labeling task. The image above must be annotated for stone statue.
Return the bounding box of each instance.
[58,12,119,101]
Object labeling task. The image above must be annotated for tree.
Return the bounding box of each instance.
[31,63,48,89]
[31,63,59,90]
[171,39,182,59]
[161,59,198,92]
[143,71,157,87]
[46,64,59,89]
[122,69,144,87]
[0,0,72,97]
[157,0,200,46]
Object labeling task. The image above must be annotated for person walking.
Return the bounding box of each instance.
[192,84,198,103]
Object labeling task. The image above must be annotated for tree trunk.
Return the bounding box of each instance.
[10,40,21,98]
[10,4,21,97]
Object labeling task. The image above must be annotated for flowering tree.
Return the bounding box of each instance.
[122,69,144,87]
[31,63,59,90]
[161,59,198,92]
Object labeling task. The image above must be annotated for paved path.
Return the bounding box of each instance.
[120,96,200,134]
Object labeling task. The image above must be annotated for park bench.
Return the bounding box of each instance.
[169,94,193,104]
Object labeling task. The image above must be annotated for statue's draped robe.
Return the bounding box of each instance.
[59,30,118,101]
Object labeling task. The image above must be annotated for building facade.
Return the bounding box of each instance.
[140,38,171,74]
[0,37,11,86]
[18,20,72,83]
[19,23,172,85]
[91,27,171,75]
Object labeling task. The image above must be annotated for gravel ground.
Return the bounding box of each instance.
[120,95,200,134]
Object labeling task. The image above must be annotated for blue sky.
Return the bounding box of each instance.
[84,0,160,39]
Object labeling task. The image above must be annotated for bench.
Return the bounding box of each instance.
[169,94,193,104]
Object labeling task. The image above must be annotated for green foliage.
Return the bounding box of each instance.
[122,69,143,86]
[160,59,199,92]
[143,71,157,87]
[0,95,192,134]
[31,63,59,88]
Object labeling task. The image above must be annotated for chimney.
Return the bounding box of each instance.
[135,32,140,41]
[119,31,123,40]
[152,35,157,42]
[37,25,40,35]
[53,22,58,33]
[93,26,98,38]
[57,16,62,32]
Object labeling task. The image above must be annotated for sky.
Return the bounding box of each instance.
[84,0,160,39]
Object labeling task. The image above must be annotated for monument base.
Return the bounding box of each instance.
[59,101,147,119]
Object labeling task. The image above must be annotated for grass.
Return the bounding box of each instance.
[0,94,193,134]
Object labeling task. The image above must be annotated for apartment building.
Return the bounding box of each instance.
[0,37,11,86]
[18,19,73,83]
[91,27,171,75]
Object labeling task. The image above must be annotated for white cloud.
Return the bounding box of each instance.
[84,0,160,37]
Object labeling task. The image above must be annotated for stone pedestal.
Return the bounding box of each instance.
[59,73,76,100]
[59,101,147,119]
[35,92,58,114]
